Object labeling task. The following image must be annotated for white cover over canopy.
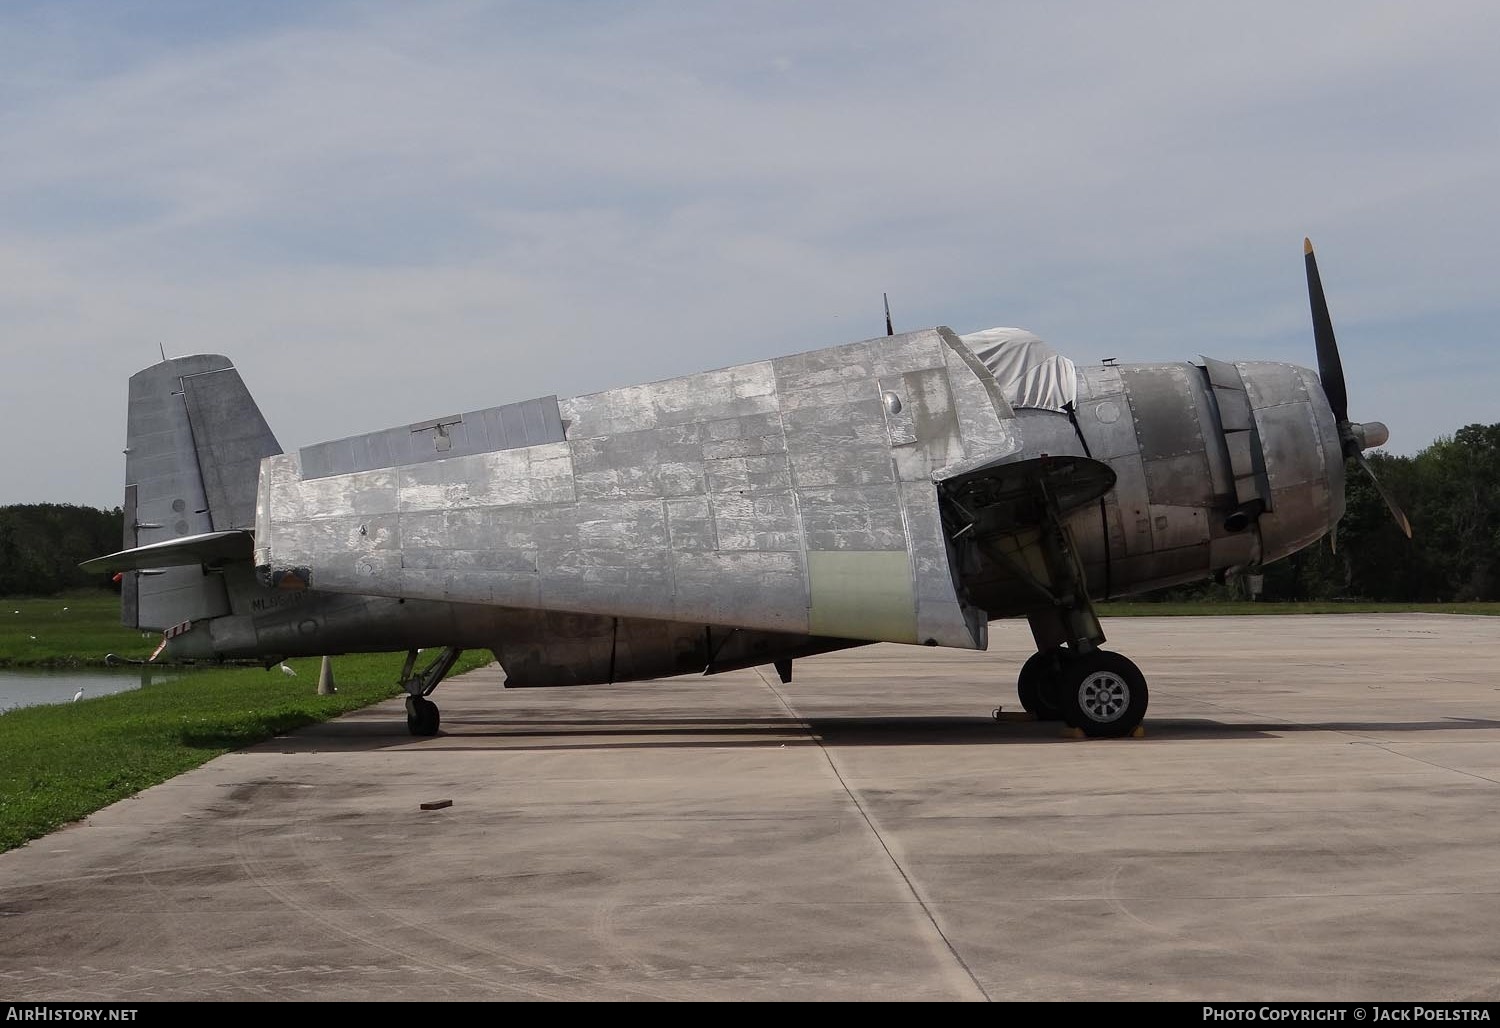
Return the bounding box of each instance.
[958,327,1078,413]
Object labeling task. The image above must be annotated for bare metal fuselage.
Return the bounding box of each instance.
[131,326,1344,686]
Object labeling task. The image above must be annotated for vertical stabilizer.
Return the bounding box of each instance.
[123,355,282,630]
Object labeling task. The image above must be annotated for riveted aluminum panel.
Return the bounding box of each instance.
[702,453,795,494]
[710,491,801,551]
[941,331,1020,460]
[901,479,984,648]
[1201,356,1243,391]
[1079,364,1124,400]
[1212,385,1254,433]
[669,551,808,632]
[663,496,716,551]
[269,464,400,522]
[1241,360,1312,411]
[558,362,779,438]
[1077,394,1138,461]
[1147,503,1211,551]
[1121,365,1206,460]
[895,367,963,473]
[180,367,283,531]
[1106,454,1154,556]
[779,400,889,443]
[300,395,564,480]
[1254,400,1322,488]
[772,337,877,389]
[1143,452,1214,508]
[1256,481,1332,564]
[400,507,544,551]
[798,485,908,551]
[396,441,575,511]
[777,378,880,411]
[872,330,948,376]
[274,512,400,559]
[879,376,919,447]
[1208,530,1259,570]
[1109,546,1211,595]
[1072,492,1127,598]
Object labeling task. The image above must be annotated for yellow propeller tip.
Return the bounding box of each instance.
[1303,237,1314,255]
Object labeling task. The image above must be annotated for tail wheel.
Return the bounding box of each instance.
[405,696,441,737]
[1016,649,1070,720]
[1058,650,1148,739]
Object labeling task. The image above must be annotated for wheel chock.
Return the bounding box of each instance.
[1059,725,1145,740]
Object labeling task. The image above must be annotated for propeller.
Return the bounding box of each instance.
[1303,238,1412,538]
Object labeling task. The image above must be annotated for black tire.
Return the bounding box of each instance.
[1057,650,1148,739]
[405,696,441,737]
[1016,649,1069,720]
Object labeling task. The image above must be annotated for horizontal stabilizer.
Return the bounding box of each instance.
[80,530,254,574]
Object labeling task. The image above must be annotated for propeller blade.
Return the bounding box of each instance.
[1354,451,1413,539]
[1304,238,1349,424]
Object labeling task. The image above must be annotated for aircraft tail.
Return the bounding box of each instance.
[118,355,282,631]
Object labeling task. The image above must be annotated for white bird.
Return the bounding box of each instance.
[279,663,296,677]
[61,607,68,612]
[72,688,84,703]
[28,635,36,641]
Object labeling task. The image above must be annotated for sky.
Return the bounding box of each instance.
[2,0,1497,508]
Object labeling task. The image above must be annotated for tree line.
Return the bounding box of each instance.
[0,504,123,597]
[2,423,1496,601]
[1246,422,1499,602]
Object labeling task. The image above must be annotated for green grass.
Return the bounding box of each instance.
[1096,601,1500,616]
[0,649,493,854]
[0,590,155,666]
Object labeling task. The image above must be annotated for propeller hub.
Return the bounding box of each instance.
[1339,419,1390,458]
[1353,421,1389,451]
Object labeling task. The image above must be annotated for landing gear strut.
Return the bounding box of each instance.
[1005,481,1150,738]
[941,454,1151,738]
[399,647,463,737]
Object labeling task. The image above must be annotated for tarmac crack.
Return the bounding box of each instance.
[754,666,992,1003]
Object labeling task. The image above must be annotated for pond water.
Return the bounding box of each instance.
[0,666,182,714]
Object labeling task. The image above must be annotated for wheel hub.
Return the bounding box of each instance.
[1078,671,1129,723]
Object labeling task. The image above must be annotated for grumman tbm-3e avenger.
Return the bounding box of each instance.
[84,240,1410,738]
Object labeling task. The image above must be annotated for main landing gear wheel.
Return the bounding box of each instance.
[1058,650,1148,739]
[406,695,440,737]
[1016,649,1070,721]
